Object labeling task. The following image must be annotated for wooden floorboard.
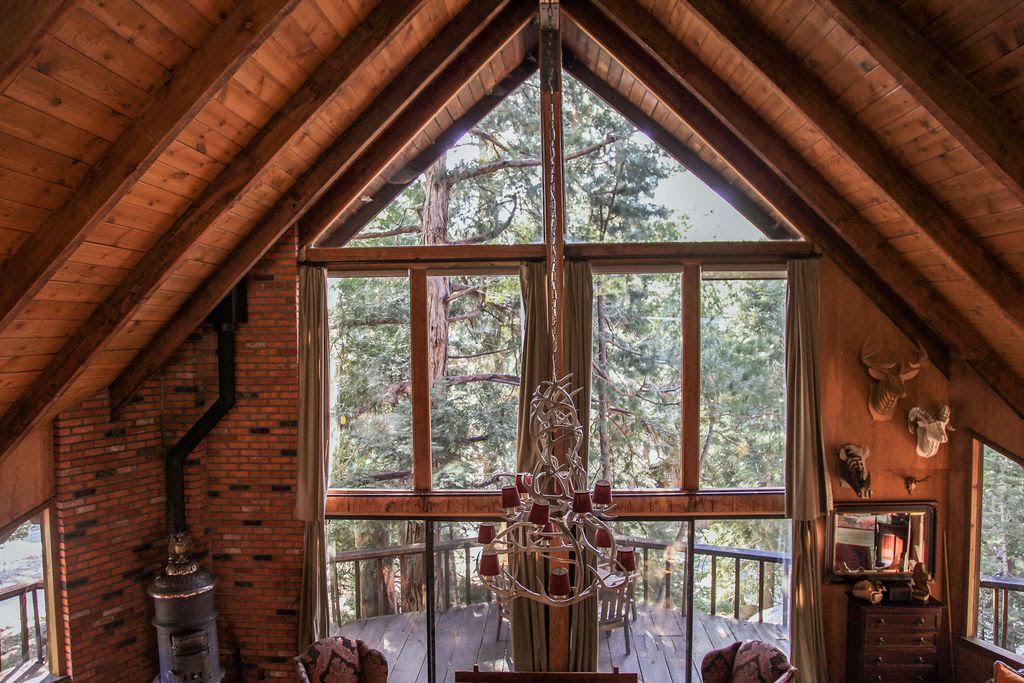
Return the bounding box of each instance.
[339,604,790,682]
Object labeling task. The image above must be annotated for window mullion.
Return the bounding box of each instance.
[410,268,432,491]
[681,264,701,491]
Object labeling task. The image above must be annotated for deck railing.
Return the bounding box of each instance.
[632,538,789,626]
[981,574,1024,651]
[0,580,45,673]
[327,536,788,627]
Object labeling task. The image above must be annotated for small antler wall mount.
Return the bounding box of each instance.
[861,339,927,420]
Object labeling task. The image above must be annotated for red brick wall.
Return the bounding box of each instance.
[52,230,302,682]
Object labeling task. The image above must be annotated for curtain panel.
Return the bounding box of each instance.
[565,261,597,672]
[512,262,552,671]
[785,259,831,681]
[296,265,330,649]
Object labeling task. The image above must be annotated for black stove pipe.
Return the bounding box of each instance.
[165,321,237,537]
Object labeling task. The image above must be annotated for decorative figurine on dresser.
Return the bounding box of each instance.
[825,501,943,682]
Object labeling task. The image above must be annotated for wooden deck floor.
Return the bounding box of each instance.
[0,659,48,683]
[338,602,789,682]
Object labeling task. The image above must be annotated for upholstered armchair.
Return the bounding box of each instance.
[700,640,797,683]
[294,636,388,683]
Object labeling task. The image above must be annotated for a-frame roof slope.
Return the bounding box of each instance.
[3,0,1024,460]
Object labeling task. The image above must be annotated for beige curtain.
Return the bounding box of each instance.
[785,259,830,681]
[565,261,597,672]
[295,265,330,649]
[512,262,550,671]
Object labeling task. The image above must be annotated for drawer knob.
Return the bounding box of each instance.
[916,618,926,626]
[876,637,885,645]
[872,656,883,664]
[875,676,883,682]
[877,618,886,626]
[917,656,925,664]
[917,637,926,645]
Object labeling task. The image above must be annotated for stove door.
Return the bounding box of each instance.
[170,629,210,682]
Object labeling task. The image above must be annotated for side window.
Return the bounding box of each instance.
[0,511,61,676]
[975,441,1024,653]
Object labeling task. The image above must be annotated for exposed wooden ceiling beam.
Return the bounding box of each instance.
[0,0,75,93]
[104,2,535,419]
[681,0,1024,333]
[0,0,299,337]
[561,50,796,241]
[820,0,1024,206]
[0,0,430,461]
[565,0,1024,419]
[317,53,540,248]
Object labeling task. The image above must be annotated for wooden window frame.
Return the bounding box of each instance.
[315,241,810,518]
[966,434,1024,660]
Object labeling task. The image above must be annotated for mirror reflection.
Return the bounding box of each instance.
[828,503,936,579]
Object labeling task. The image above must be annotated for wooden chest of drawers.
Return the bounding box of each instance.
[845,595,944,682]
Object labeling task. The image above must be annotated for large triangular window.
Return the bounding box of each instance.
[344,71,773,247]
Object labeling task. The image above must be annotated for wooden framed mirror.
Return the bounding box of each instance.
[825,501,937,581]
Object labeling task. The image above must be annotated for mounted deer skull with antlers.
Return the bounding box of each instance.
[861,339,927,420]
[908,406,953,458]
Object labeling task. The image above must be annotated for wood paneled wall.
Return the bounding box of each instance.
[946,360,1024,679]
[818,257,952,681]
[0,426,52,532]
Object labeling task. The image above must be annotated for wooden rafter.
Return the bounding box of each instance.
[561,50,795,241]
[0,0,429,461]
[559,0,946,370]
[564,0,1024,420]
[105,2,535,418]
[0,0,75,93]
[680,0,1024,332]
[316,54,539,247]
[0,0,299,337]
[820,0,1024,206]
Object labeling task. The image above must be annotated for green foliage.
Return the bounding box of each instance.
[563,77,679,242]
[354,77,542,247]
[430,275,521,488]
[700,279,787,488]
[590,273,681,488]
[329,276,412,488]
[978,446,1024,652]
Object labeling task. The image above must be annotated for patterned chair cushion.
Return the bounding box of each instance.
[733,640,796,682]
[295,636,388,683]
[701,640,796,683]
[701,641,742,683]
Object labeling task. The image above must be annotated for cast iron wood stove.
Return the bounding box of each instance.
[149,534,224,683]
[148,287,244,683]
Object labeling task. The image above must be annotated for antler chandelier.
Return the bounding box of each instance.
[475,374,636,606]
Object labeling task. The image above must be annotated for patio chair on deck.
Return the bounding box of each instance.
[294,636,388,683]
[494,590,512,641]
[599,574,636,655]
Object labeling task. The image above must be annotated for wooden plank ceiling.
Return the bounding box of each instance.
[3,0,1024,458]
